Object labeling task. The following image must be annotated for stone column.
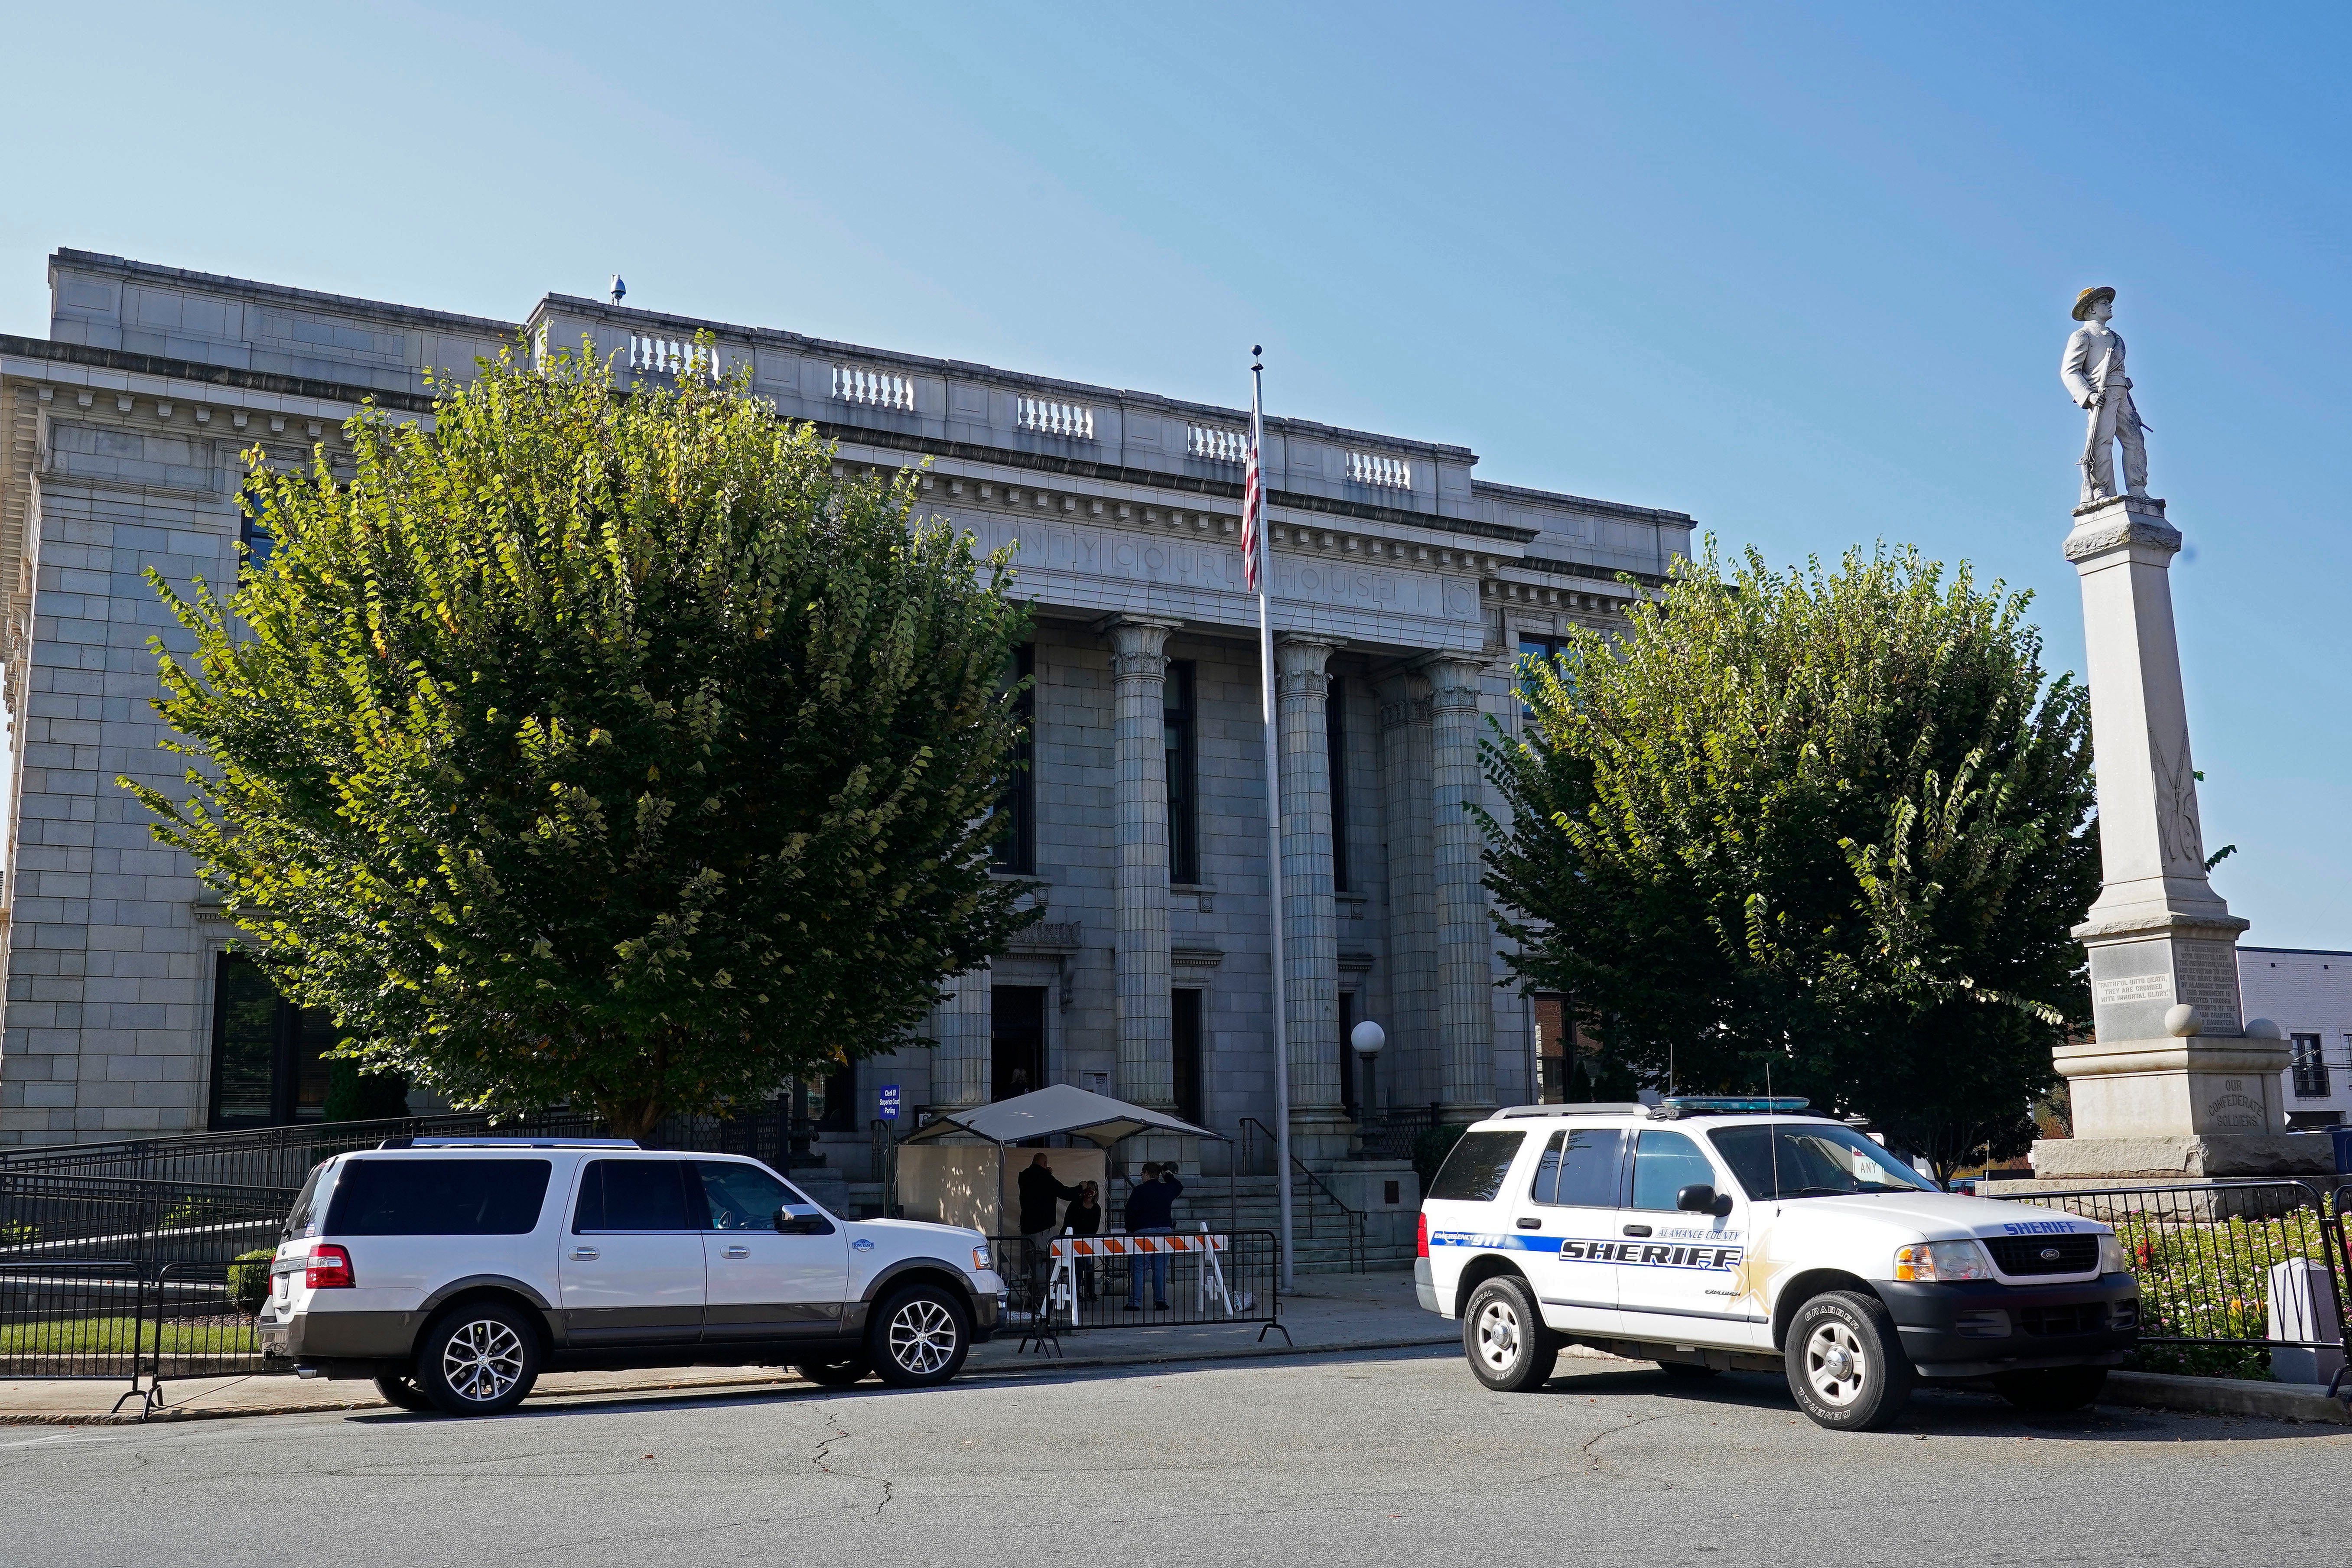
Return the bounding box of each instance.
[1376,669,1439,1111]
[1427,656,1495,1119]
[2036,496,2323,1180]
[1276,635,1351,1160]
[927,964,991,1111]
[1101,615,1181,1113]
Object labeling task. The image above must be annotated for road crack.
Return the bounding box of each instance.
[809,1401,896,1515]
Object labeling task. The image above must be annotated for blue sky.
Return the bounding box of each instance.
[4,3,2345,943]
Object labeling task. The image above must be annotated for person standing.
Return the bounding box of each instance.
[1016,1152,1082,1304]
[2060,286,2150,505]
[1124,1162,1184,1311]
[1063,1180,1105,1300]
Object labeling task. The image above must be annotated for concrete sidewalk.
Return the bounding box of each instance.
[0,1270,1460,1425]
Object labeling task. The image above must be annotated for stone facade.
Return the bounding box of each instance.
[0,249,1694,1160]
[2239,947,2352,1130]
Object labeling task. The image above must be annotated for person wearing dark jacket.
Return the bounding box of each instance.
[1063,1181,1105,1299]
[1123,1163,1184,1310]
[1016,1153,1083,1300]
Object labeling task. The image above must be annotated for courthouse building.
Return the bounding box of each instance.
[0,250,1692,1165]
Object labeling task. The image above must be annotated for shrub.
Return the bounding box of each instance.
[227,1249,275,1317]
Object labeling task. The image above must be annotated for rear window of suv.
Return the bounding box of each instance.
[1427,1132,1527,1202]
[324,1158,553,1236]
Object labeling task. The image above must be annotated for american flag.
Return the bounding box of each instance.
[1241,394,1264,592]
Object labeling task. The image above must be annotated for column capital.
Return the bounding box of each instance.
[1374,669,1434,733]
[1416,654,1491,712]
[1275,635,1341,701]
[1096,614,1181,679]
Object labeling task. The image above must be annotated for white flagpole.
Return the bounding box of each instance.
[1251,348,1295,1292]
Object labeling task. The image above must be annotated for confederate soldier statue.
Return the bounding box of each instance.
[2061,285,2149,505]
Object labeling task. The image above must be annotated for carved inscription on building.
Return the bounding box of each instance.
[2093,973,2173,1006]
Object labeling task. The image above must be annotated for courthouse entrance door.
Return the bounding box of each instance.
[991,986,1048,1102]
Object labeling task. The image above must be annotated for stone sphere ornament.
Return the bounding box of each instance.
[2163,1004,2203,1038]
[1350,1020,1387,1057]
[2245,1018,2284,1040]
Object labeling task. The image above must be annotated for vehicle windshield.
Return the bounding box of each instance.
[1708,1122,1937,1201]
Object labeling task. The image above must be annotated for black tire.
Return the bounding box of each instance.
[1994,1365,2107,1413]
[795,1356,873,1388]
[868,1284,972,1388]
[413,1299,542,1417]
[1657,1359,1720,1379]
[1461,1276,1559,1392]
[372,1372,436,1413]
[1784,1290,1913,1431]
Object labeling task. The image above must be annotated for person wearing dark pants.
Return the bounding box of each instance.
[1124,1162,1183,1311]
[1016,1152,1082,1307]
[1064,1181,1105,1300]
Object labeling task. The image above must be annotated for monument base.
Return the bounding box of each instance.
[2024,1132,2336,1182]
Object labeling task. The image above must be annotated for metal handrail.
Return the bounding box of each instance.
[1238,1117,1366,1273]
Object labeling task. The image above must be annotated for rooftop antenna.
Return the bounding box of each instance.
[608,274,627,306]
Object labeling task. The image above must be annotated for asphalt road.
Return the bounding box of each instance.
[3,1348,2343,1568]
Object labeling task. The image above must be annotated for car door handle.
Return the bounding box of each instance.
[1516,1218,1542,1230]
[570,1246,599,1261]
[1622,1224,1652,1238]
[722,1246,750,1259]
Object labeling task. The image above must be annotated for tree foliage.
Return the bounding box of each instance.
[129,347,1034,1136]
[1483,542,2098,1181]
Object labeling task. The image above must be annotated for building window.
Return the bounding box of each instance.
[239,489,275,574]
[990,986,1048,1102]
[1165,660,1199,884]
[1517,634,1566,715]
[208,953,335,1129]
[2291,1033,2329,1099]
[1326,674,1350,893]
[1339,991,1362,1120]
[992,644,1036,875]
[1171,989,1205,1126]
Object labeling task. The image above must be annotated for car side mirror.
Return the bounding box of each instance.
[1677,1183,1733,1217]
[774,1211,835,1236]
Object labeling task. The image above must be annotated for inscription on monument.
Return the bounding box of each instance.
[2092,973,2172,1005]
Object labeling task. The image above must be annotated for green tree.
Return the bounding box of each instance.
[1483,542,2098,1183]
[128,346,1034,1137]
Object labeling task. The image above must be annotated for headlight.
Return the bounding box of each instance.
[971,1243,992,1272]
[1893,1240,1994,1282]
[2098,1232,2130,1275]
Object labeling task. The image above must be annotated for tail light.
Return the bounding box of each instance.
[305,1244,355,1290]
[1416,1211,1430,1259]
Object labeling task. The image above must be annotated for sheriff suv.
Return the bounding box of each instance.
[256,1138,1005,1416]
[1415,1099,2139,1430]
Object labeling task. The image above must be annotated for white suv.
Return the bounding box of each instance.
[1415,1100,2139,1430]
[255,1138,1005,1415]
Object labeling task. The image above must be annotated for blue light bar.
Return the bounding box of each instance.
[1652,1096,1812,1120]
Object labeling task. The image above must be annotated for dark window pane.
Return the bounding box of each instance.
[1326,674,1349,892]
[1517,635,1566,715]
[1164,660,1197,883]
[1427,1131,1526,1203]
[696,1161,804,1232]
[210,954,280,1128]
[1531,1127,1623,1207]
[291,1007,335,1123]
[1630,1129,1717,1210]
[1171,989,1204,1126]
[574,1159,694,1232]
[991,644,1036,874]
[325,1159,552,1236]
[1708,1123,1936,1201]
[239,489,275,573]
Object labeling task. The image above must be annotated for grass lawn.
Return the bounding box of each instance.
[0,1315,259,1356]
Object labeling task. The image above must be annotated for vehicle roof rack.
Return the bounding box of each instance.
[374,1136,642,1150]
[1496,1103,1650,1119]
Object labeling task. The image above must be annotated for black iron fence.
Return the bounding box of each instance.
[993,1228,1286,1354]
[1991,1180,2352,1382]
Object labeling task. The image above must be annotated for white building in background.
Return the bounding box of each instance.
[0,250,1695,1172]
[2239,947,2352,1129]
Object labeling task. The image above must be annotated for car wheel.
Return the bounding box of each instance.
[795,1356,873,1388]
[869,1284,972,1388]
[1994,1365,2107,1413]
[1784,1290,1913,1431]
[372,1372,436,1413]
[414,1300,541,1417]
[1461,1276,1559,1393]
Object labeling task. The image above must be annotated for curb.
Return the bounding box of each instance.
[0,1332,1465,1427]
[2103,1370,2352,1425]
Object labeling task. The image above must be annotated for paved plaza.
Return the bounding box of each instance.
[3,1343,2344,1567]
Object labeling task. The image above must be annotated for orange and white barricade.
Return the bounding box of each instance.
[1047,1230,1234,1327]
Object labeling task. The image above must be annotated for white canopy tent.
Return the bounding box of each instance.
[893,1086,1221,1238]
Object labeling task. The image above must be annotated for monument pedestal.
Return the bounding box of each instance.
[2035,494,2316,1181]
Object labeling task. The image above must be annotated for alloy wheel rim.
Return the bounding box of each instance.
[1804,1321,1867,1406]
[442,1318,525,1404]
[1475,1300,1520,1371]
[888,1300,959,1374]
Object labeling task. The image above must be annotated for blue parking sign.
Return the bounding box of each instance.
[878,1085,901,1121]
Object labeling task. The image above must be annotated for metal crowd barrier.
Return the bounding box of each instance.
[1990,1179,2352,1383]
[994,1228,1287,1356]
